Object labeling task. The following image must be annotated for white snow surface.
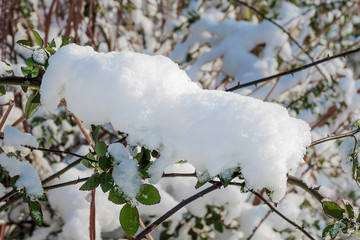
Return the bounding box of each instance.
[108,143,141,199]
[41,44,311,201]
[0,153,44,198]
[3,125,39,148]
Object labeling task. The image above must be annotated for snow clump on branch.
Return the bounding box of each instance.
[40,44,311,201]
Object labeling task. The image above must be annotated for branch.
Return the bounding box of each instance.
[133,182,222,240]
[248,188,315,240]
[225,46,360,92]
[287,175,326,203]
[236,0,327,81]
[309,127,360,147]
[0,76,41,88]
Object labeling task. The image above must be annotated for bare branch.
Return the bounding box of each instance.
[310,127,360,147]
[134,182,222,240]
[0,76,41,88]
[226,47,360,92]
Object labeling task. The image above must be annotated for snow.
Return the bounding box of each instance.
[108,143,141,199]
[0,153,44,199]
[3,125,39,156]
[40,44,311,202]
[47,163,122,240]
[32,48,48,65]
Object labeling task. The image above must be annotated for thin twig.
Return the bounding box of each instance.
[246,210,271,240]
[226,47,360,92]
[236,0,327,81]
[309,127,360,147]
[0,101,13,131]
[134,182,222,240]
[248,188,315,240]
[287,175,326,203]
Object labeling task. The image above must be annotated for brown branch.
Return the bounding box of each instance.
[0,76,41,88]
[287,175,326,203]
[226,46,360,92]
[134,182,222,240]
[0,101,13,130]
[246,210,271,240]
[248,188,315,240]
[310,127,360,147]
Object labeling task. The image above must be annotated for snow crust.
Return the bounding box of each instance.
[0,153,43,198]
[41,44,311,201]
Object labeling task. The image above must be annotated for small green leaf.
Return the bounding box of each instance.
[136,184,160,205]
[31,67,39,77]
[38,193,48,201]
[81,159,93,169]
[45,46,56,55]
[343,200,354,219]
[99,156,111,171]
[17,39,33,48]
[195,172,211,189]
[28,201,43,226]
[87,152,95,160]
[120,203,139,237]
[100,172,114,192]
[91,125,101,142]
[25,93,40,119]
[48,39,56,48]
[32,30,43,47]
[31,92,41,103]
[0,85,5,95]
[79,173,100,191]
[10,175,19,188]
[21,66,31,77]
[322,224,333,239]
[21,86,28,93]
[322,201,345,220]
[95,142,107,157]
[26,57,36,69]
[61,36,69,47]
[108,185,127,204]
[329,221,347,238]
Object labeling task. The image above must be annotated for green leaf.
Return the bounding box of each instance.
[25,93,40,119]
[322,224,333,239]
[95,142,107,157]
[31,67,39,77]
[108,185,127,204]
[120,203,139,237]
[17,39,33,48]
[91,125,101,142]
[136,147,151,171]
[79,173,100,191]
[21,86,28,93]
[322,201,345,220]
[28,201,43,226]
[38,193,48,201]
[136,184,160,205]
[329,221,347,238]
[87,152,95,160]
[100,172,114,192]
[31,92,41,103]
[26,57,36,69]
[45,46,56,55]
[81,159,93,169]
[0,85,5,95]
[48,39,56,48]
[21,66,31,77]
[10,175,19,188]
[99,156,111,171]
[195,172,211,189]
[61,36,69,47]
[32,30,43,47]
[343,200,354,219]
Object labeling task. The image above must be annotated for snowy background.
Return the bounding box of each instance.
[0,0,359,239]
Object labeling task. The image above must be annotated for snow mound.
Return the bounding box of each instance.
[41,44,311,201]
